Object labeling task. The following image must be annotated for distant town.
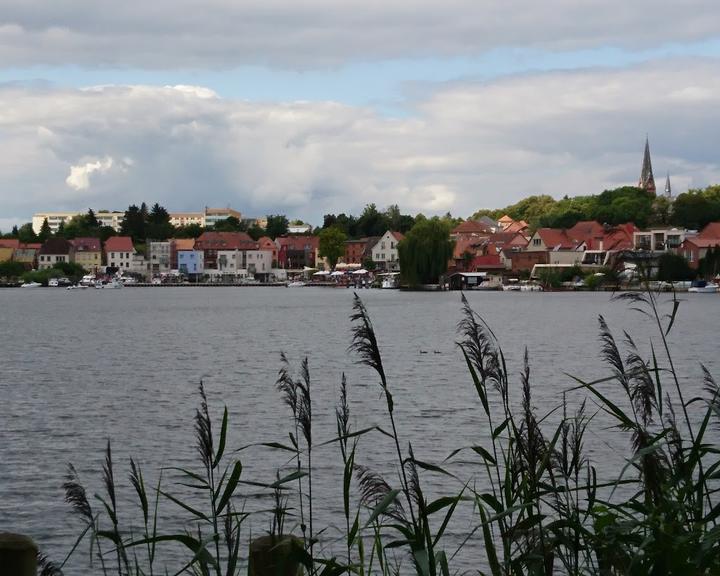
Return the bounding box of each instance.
[1,139,720,290]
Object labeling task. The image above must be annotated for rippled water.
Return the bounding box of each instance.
[1,287,718,573]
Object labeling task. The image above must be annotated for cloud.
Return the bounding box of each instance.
[1,61,720,226]
[0,1,718,69]
[66,156,114,190]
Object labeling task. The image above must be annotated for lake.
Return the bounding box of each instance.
[1,287,718,573]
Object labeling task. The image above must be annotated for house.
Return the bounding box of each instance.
[105,236,136,270]
[71,237,102,272]
[171,238,196,269]
[371,231,404,272]
[288,223,313,234]
[344,237,378,265]
[178,250,204,279]
[277,235,319,269]
[681,222,720,268]
[498,215,529,234]
[12,243,41,269]
[633,227,686,253]
[149,241,172,275]
[257,236,279,267]
[38,238,73,269]
[526,228,585,265]
[450,220,492,239]
[195,231,255,270]
[502,249,548,273]
[0,239,19,262]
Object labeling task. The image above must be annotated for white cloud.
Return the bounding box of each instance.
[0,1,718,69]
[1,59,720,224]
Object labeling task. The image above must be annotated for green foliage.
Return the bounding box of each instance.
[173,223,203,238]
[211,216,245,232]
[38,218,53,242]
[266,214,289,239]
[657,253,696,281]
[0,260,26,279]
[318,226,347,269]
[120,204,147,243]
[247,223,266,240]
[22,262,86,285]
[17,223,38,244]
[671,186,720,229]
[145,203,173,240]
[398,217,455,286]
[698,245,720,278]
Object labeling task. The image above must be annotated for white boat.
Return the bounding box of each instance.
[102,279,123,289]
[20,281,42,288]
[80,274,96,287]
[688,281,718,293]
[286,280,306,287]
[520,280,543,292]
[378,272,400,289]
[48,278,59,287]
[502,278,521,291]
[67,284,89,290]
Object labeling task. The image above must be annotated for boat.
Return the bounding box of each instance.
[378,272,400,289]
[101,279,123,289]
[80,274,96,287]
[20,281,42,288]
[502,278,521,291]
[688,280,718,293]
[48,278,59,287]
[286,280,306,287]
[67,284,89,290]
[520,280,543,292]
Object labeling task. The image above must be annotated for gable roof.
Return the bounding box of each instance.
[195,231,255,251]
[699,222,720,239]
[105,236,135,252]
[390,231,405,242]
[452,220,491,235]
[71,237,101,252]
[276,235,319,250]
[0,239,20,249]
[172,238,196,251]
[535,228,581,250]
[39,237,73,255]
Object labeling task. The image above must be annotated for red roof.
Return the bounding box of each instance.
[602,223,636,250]
[196,231,255,251]
[535,228,580,250]
[0,239,20,249]
[39,237,73,255]
[453,236,482,259]
[71,237,101,252]
[683,237,720,249]
[452,220,491,235]
[277,235,319,250]
[502,221,528,233]
[390,231,405,242]
[699,222,720,239]
[105,236,135,252]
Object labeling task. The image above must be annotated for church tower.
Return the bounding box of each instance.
[664,172,672,200]
[638,136,656,195]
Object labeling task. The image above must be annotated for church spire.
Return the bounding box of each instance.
[664,171,672,199]
[638,136,656,195]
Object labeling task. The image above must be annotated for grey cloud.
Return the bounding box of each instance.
[1,59,720,230]
[0,1,719,69]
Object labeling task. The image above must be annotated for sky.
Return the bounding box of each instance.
[2,0,720,230]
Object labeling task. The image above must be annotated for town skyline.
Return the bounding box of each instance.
[2,2,720,231]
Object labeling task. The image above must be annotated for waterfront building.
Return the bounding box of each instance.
[681,222,720,268]
[0,239,19,262]
[344,237,378,265]
[71,237,102,272]
[11,243,41,269]
[371,231,404,272]
[178,250,204,279]
[633,227,686,253]
[276,235,319,269]
[38,238,73,269]
[171,238,196,269]
[195,231,255,270]
[149,241,172,276]
[105,236,141,273]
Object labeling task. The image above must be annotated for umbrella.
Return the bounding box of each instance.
[313,270,330,276]
[352,269,368,275]
[330,271,345,276]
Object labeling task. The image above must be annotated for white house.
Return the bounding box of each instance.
[371,231,404,272]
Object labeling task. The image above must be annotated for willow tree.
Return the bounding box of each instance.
[397,217,455,287]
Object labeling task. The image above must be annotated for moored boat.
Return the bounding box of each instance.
[688,280,718,293]
[20,281,42,288]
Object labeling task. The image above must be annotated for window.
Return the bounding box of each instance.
[126,252,130,258]
[381,242,386,249]
[533,238,541,246]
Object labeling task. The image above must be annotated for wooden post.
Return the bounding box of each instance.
[0,533,38,576]
[248,535,303,576]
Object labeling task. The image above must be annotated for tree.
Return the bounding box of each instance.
[146,203,174,240]
[397,217,455,286]
[11,225,18,237]
[657,253,695,282]
[213,216,245,232]
[356,204,388,237]
[38,218,53,242]
[85,208,99,229]
[247,224,266,240]
[266,215,289,239]
[173,223,204,238]
[17,223,37,244]
[121,205,146,243]
[318,227,347,269]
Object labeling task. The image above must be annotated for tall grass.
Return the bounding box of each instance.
[50,287,719,575]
